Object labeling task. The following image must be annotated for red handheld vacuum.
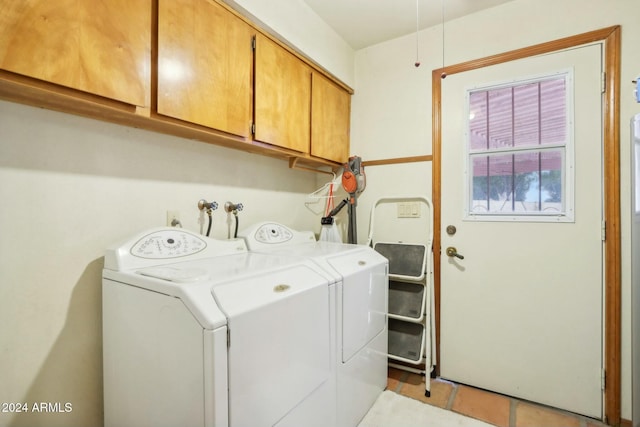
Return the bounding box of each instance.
[341,156,366,244]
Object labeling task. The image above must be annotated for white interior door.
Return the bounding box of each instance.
[440,43,603,418]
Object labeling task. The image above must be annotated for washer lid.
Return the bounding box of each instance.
[136,266,210,283]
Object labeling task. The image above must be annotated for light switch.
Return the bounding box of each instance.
[397,202,421,218]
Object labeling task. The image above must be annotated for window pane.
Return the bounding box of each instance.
[469,92,488,151]
[469,76,566,152]
[466,72,570,220]
[488,87,513,150]
[513,82,540,147]
[539,150,563,212]
[471,156,489,212]
[540,79,566,145]
[470,148,563,214]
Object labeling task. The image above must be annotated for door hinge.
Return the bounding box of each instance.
[601,71,606,93]
[251,35,256,51]
[601,221,606,241]
[227,329,231,348]
[601,368,606,390]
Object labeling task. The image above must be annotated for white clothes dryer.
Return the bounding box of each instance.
[238,222,389,427]
[102,227,337,427]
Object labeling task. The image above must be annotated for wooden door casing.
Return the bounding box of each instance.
[431,26,621,425]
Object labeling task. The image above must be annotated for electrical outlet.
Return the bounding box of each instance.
[167,210,180,227]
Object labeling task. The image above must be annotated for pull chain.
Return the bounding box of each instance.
[414,0,420,67]
[441,0,447,78]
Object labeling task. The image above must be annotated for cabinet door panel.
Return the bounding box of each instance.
[0,0,150,106]
[311,73,350,163]
[254,34,310,153]
[158,0,253,138]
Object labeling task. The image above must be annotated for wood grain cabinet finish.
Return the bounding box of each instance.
[254,33,311,153]
[311,73,350,163]
[0,0,151,107]
[157,0,253,138]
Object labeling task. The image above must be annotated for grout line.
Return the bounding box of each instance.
[393,370,410,394]
[509,398,518,427]
[445,382,458,411]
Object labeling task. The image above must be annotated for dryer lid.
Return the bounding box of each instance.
[211,264,330,318]
[217,263,333,427]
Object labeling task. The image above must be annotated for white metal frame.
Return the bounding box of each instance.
[463,69,575,223]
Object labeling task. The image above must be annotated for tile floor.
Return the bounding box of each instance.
[387,367,609,427]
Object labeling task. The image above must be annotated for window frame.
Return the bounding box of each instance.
[462,69,575,223]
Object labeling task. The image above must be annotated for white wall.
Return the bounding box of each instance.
[226,0,355,87]
[0,2,353,426]
[351,0,640,421]
[3,0,638,425]
[632,114,640,427]
[0,101,327,427]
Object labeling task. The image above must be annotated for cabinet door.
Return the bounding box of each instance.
[254,33,311,153]
[158,0,253,138]
[311,73,350,163]
[0,0,150,106]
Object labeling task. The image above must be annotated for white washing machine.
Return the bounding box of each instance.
[238,222,389,427]
[102,227,337,427]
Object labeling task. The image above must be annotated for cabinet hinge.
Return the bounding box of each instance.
[601,71,606,93]
[227,329,231,348]
[251,122,256,135]
[601,221,606,241]
[251,36,256,51]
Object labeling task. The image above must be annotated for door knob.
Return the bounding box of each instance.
[446,246,464,260]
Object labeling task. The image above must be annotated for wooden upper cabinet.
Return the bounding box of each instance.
[157,0,253,138]
[311,73,350,163]
[254,33,311,153]
[0,0,150,107]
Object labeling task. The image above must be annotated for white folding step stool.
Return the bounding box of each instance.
[367,196,435,397]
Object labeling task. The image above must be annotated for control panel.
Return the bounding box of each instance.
[130,230,207,259]
[253,223,294,244]
[237,221,316,252]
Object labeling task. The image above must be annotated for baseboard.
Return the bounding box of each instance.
[619,417,632,427]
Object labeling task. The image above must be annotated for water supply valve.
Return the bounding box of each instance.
[224,202,243,215]
[197,199,218,237]
[224,202,243,239]
[198,199,219,213]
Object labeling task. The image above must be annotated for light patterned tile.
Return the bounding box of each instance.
[386,370,605,427]
[515,402,581,427]
[451,385,510,427]
[387,367,404,392]
[399,376,453,409]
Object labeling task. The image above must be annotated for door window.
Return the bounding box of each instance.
[465,71,574,222]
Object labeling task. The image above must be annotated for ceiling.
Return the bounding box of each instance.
[300,0,515,50]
